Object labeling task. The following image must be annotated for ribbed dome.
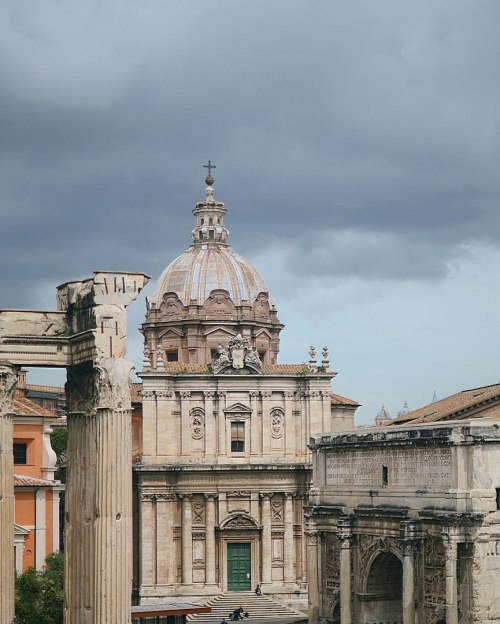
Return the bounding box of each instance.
[152,243,269,306]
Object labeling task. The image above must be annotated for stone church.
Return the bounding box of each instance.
[132,173,358,605]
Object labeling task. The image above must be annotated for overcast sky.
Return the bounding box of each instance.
[1,1,499,424]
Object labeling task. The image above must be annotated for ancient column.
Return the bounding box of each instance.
[205,494,217,585]
[283,493,295,584]
[0,364,18,624]
[306,528,320,624]
[339,535,352,624]
[445,537,458,624]
[65,358,134,624]
[181,494,193,585]
[260,493,272,585]
[402,540,415,624]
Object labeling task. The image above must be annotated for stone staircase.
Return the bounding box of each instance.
[187,592,307,623]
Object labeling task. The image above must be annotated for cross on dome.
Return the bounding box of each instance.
[203,160,216,186]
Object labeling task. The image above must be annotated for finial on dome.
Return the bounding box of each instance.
[203,160,216,187]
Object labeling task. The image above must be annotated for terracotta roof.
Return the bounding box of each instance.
[24,383,65,394]
[390,383,500,426]
[13,392,56,418]
[14,474,58,487]
[331,392,360,407]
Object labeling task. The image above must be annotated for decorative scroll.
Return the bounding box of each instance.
[272,498,284,522]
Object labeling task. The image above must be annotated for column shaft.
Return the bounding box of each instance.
[340,538,352,624]
[261,495,272,584]
[306,530,320,624]
[445,539,458,624]
[65,406,133,624]
[182,496,193,585]
[0,364,17,624]
[156,498,168,585]
[402,543,415,624]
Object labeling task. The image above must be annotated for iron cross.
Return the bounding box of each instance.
[203,160,216,176]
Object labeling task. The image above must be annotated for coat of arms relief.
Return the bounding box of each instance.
[211,333,263,374]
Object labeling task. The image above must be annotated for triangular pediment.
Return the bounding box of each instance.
[224,402,252,414]
[254,328,273,339]
[203,326,237,338]
[158,327,183,339]
[14,524,30,536]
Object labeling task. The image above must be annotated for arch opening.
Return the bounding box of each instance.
[361,551,403,624]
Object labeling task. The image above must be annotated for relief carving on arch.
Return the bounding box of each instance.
[424,536,446,617]
[190,408,205,440]
[325,533,341,614]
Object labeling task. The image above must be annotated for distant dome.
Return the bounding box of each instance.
[375,405,391,424]
[152,244,269,306]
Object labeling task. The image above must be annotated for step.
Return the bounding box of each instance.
[187,592,307,623]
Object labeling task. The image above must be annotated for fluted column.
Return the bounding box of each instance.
[65,358,134,624]
[0,364,18,624]
[283,493,295,584]
[260,493,272,584]
[444,536,458,624]
[402,540,415,624]
[181,494,193,585]
[205,494,217,585]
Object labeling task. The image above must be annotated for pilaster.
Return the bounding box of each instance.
[306,527,320,624]
[205,494,218,585]
[283,493,295,584]
[284,391,295,458]
[443,530,459,624]
[338,519,352,624]
[204,392,216,457]
[181,494,193,585]
[260,492,273,584]
[261,391,272,456]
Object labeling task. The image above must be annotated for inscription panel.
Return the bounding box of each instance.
[326,447,452,488]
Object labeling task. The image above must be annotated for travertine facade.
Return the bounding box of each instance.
[307,422,500,624]
[134,177,357,605]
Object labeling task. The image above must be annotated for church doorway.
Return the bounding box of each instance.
[227,543,251,591]
[361,551,403,623]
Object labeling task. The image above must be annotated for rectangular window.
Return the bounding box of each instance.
[231,422,245,452]
[13,443,27,465]
[166,351,179,362]
[496,488,500,510]
[382,465,388,486]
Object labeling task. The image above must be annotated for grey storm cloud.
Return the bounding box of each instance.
[1,0,500,307]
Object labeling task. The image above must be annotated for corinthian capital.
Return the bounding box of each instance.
[0,364,19,415]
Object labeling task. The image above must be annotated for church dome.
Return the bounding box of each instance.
[152,244,269,306]
[151,172,269,307]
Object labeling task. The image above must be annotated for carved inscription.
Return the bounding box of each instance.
[326,447,452,488]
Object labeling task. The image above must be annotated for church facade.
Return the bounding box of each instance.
[133,174,357,604]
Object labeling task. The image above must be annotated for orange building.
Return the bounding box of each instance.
[13,389,64,572]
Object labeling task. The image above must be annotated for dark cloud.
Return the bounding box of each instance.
[2,1,500,420]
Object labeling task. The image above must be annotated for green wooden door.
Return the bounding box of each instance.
[227,543,251,591]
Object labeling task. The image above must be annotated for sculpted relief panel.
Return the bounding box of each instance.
[326,447,452,489]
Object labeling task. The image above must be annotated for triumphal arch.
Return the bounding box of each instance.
[0,270,149,624]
